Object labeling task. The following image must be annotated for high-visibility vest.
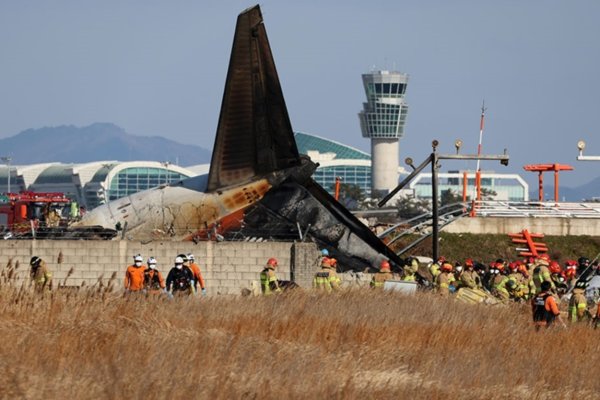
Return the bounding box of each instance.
[260,268,281,295]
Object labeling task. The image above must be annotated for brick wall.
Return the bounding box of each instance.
[0,240,323,295]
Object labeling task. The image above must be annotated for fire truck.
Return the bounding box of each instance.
[0,191,75,235]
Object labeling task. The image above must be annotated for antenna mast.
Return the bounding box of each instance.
[475,100,486,201]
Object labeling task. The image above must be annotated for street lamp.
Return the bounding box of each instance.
[1,156,11,194]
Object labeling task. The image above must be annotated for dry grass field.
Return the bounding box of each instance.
[1,272,599,399]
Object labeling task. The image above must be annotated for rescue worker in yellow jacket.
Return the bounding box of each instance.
[429,256,446,282]
[459,259,481,290]
[532,254,555,294]
[314,257,342,292]
[370,260,395,288]
[569,282,589,323]
[401,257,419,282]
[516,263,535,300]
[260,258,282,295]
[29,256,52,291]
[435,263,455,296]
[491,261,510,301]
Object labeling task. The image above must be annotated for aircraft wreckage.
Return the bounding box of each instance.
[74,5,402,271]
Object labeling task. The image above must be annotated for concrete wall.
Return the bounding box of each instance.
[444,216,600,236]
[0,240,321,295]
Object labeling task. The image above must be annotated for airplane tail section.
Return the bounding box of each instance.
[207,5,300,192]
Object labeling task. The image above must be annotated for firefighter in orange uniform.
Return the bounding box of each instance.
[187,253,207,296]
[531,281,565,330]
[124,254,147,293]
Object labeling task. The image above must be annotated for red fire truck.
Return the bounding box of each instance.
[0,191,74,234]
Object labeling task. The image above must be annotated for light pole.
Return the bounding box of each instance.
[1,156,11,194]
[378,139,509,261]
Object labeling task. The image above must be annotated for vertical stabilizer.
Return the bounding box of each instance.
[207,5,300,192]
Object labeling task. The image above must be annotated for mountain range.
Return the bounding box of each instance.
[0,123,211,166]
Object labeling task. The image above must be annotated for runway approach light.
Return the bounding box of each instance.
[432,140,439,151]
[454,139,463,154]
[578,140,586,156]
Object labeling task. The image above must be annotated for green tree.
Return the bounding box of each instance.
[440,189,462,206]
[395,196,431,219]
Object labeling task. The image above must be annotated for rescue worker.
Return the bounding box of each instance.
[453,263,464,290]
[166,256,194,296]
[569,281,589,323]
[435,262,455,296]
[187,253,207,296]
[517,263,535,300]
[491,261,510,301]
[549,261,567,295]
[532,254,555,294]
[564,260,578,291]
[260,258,282,295]
[507,261,527,298]
[459,259,481,290]
[401,257,419,282]
[429,256,446,283]
[143,257,166,294]
[370,259,394,289]
[506,279,525,302]
[315,257,342,292]
[532,281,565,330]
[29,256,52,292]
[176,254,197,294]
[577,256,591,278]
[124,254,147,293]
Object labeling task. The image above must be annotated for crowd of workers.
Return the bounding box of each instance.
[373,253,599,329]
[25,247,600,329]
[123,253,207,297]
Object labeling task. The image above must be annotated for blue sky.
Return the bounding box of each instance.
[1,1,599,188]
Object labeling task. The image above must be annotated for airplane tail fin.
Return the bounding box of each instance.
[207,5,300,192]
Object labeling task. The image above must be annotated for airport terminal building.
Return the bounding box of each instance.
[0,161,204,210]
[0,132,527,211]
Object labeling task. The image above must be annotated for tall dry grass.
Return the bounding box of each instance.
[0,267,598,399]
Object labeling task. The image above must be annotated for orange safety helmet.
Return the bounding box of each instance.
[441,263,453,272]
[380,260,391,272]
[320,257,331,267]
[267,258,278,267]
[508,262,518,271]
[548,261,561,274]
[465,258,474,268]
[495,262,505,273]
[328,258,338,268]
[517,264,529,277]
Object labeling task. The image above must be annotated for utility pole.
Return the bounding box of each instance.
[379,139,509,261]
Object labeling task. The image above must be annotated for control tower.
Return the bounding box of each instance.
[358,70,409,195]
